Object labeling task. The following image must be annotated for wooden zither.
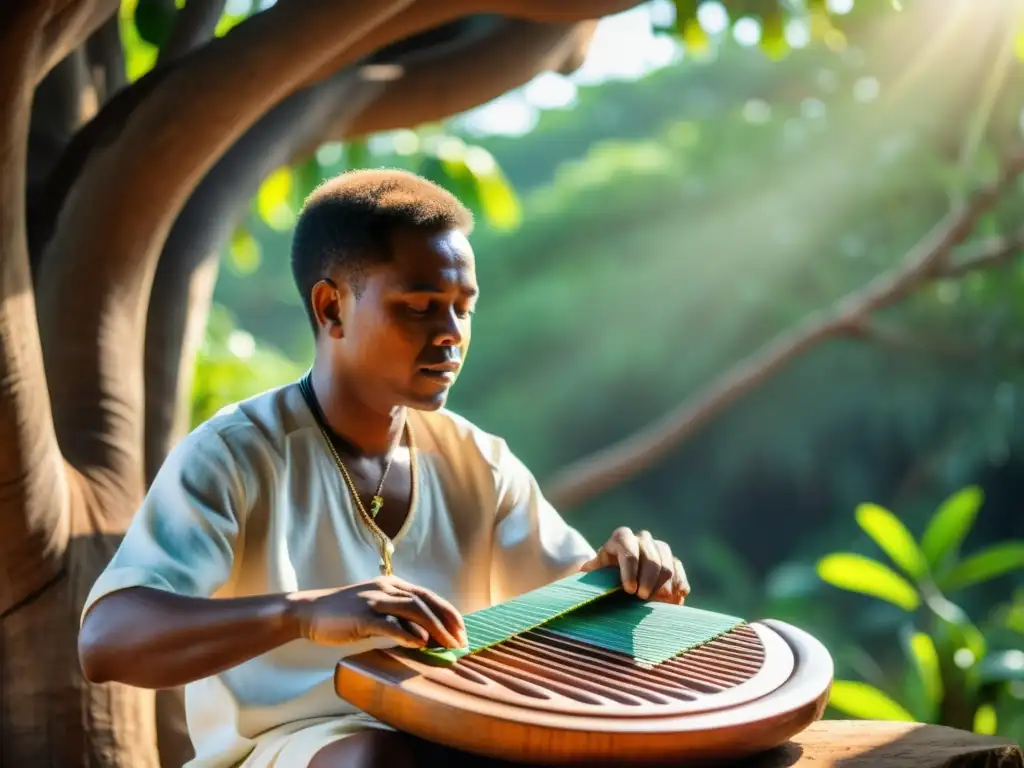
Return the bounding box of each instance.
[335,568,834,764]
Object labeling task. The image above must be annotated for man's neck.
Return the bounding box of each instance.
[308,362,406,457]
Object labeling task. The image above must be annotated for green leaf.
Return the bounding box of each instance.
[808,0,831,40]
[938,541,1024,591]
[118,0,159,81]
[256,167,297,232]
[855,503,928,580]
[1014,26,1024,61]
[817,553,921,611]
[463,146,521,231]
[975,650,1024,684]
[924,591,988,662]
[672,1,708,55]
[973,703,998,736]
[346,139,370,170]
[681,17,710,55]
[905,631,943,709]
[828,680,916,721]
[419,149,481,213]
[760,9,788,60]
[228,227,260,275]
[998,593,1024,634]
[920,486,984,568]
[293,156,322,210]
[134,0,177,48]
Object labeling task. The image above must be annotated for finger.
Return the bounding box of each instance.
[580,546,617,573]
[651,557,684,606]
[388,579,467,646]
[648,541,679,603]
[635,531,669,600]
[673,557,691,602]
[609,527,640,594]
[364,614,430,649]
[370,594,461,649]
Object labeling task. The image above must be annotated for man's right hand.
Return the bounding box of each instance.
[289,576,468,651]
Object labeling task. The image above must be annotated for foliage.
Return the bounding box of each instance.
[190,305,305,429]
[232,127,521,278]
[817,487,1024,737]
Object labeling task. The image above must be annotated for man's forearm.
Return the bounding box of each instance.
[79,586,302,689]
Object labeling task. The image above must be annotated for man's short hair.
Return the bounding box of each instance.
[290,168,474,332]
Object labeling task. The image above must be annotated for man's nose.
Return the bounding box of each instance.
[432,309,464,347]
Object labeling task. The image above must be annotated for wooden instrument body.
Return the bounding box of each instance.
[335,619,834,764]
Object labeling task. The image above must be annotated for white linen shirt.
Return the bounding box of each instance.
[81,381,596,767]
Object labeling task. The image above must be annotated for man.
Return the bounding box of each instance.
[78,169,689,768]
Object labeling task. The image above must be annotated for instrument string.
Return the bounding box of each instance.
[421,568,743,666]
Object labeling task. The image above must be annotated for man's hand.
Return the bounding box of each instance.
[289,576,468,650]
[580,527,690,604]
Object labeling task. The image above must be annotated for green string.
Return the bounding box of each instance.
[418,568,743,666]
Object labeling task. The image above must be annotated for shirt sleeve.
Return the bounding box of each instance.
[489,440,596,603]
[80,424,249,623]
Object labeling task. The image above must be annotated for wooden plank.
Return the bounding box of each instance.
[357,720,1023,766]
[745,721,1024,768]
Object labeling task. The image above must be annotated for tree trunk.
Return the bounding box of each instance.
[2,534,161,767]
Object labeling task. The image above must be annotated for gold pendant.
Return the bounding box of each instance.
[370,495,384,518]
[379,539,395,576]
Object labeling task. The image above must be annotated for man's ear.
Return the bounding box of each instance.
[311,278,346,339]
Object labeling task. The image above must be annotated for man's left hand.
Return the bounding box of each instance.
[580,527,690,605]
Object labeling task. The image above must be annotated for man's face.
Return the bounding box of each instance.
[332,227,477,411]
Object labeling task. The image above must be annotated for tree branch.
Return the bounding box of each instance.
[26,46,91,195]
[298,0,637,88]
[937,226,1024,279]
[486,0,643,22]
[854,322,1024,360]
[38,0,120,85]
[28,62,181,277]
[556,21,598,75]
[0,4,71,614]
[144,68,381,481]
[340,19,596,139]
[36,0,416,518]
[84,11,126,104]
[159,0,228,63]
[543,155,1024,511]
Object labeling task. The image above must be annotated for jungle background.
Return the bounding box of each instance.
[2,0,1022,763]
[196,0,1024,744]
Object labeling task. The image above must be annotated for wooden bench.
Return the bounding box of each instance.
[416,720,1022,766]
[729,720,1023,767]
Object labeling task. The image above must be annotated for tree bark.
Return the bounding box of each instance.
[38,0,120,85]
[27,45,90,191]
[0,6,155,767]
[542,156,1024,510]
[299,0,636,87]
[85,12,126,104]
[159,0,227,63]
[0,1,72,617]
[342,19,595,138]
